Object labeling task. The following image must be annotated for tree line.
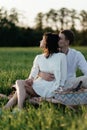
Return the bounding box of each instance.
[0,7,87,47]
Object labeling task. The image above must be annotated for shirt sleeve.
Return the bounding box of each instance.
[60,54,67,86]
[28,55,39,79]
[77,52,87,76]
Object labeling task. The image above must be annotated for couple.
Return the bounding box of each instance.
[4,30,87,109]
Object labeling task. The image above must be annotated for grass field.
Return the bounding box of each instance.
[0,47,87,130]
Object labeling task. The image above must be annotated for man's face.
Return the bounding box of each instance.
[58,33,69,48]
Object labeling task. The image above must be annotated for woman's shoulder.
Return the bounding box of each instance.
[33,54,44,63]
[34,54,44,59]
[53,53,66,61]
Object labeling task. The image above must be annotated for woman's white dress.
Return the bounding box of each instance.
[29,53,67,98]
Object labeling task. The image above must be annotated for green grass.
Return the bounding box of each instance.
[0,47,87,130]
[0,47,42,94]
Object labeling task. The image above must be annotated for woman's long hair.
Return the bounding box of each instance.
[43,32,60,58]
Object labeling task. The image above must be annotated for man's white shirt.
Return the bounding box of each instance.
[66,48,87,79]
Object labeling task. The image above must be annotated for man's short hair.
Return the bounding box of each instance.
[61,30,74,44]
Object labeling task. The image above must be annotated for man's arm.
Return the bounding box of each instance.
[39,71,55,81]
[77,51,87,75]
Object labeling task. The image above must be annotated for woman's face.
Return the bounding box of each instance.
[40,36,46,48]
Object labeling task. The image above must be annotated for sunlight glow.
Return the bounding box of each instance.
[0,0,87,27]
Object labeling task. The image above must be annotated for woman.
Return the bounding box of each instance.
[4,32,67,109]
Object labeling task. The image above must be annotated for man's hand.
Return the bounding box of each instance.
[39,72,55,81]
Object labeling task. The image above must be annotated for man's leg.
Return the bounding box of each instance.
[71,76,87,88]
[65,76,87,89]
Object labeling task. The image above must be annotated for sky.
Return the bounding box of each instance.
[0,0,87,27]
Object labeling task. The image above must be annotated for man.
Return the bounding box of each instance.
[39,30,87,89]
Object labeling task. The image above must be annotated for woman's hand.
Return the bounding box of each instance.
[25,79,33,86]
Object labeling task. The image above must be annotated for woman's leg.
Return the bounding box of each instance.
[16,79,39,109]
[16,80,29,109]
[4,92,17,109]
